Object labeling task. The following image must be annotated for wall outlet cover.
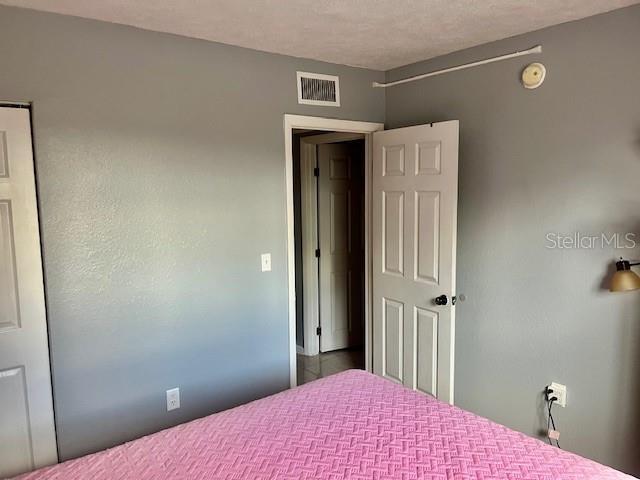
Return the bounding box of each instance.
[549,382,567,408]
[166,387,180,411]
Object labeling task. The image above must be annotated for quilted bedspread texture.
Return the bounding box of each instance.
[15,369,632,479]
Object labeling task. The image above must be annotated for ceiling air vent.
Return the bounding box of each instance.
[297,72,340,107]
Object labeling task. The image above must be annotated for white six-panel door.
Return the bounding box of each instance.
[372,121,458,403]
[318,142,364,352]
[0,107,57,477]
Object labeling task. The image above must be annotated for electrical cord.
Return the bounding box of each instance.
[544,387,561,449]
[546,401,553,446]
[547,399,561,448]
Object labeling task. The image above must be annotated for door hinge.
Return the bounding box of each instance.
[313,167,320,177]
[316,326,322,336]
[315,249,320,258]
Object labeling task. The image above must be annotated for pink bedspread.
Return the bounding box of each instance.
[16,370,631,480]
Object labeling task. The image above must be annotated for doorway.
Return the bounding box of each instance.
[285,115,459,403]
[294,131,365,385]
[284,115,384,388]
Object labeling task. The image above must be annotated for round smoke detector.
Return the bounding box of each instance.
[521,62,546,89]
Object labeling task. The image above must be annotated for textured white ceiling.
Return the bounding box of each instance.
[2,0,638,70]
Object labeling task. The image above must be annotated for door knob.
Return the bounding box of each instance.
[434,294,448,306]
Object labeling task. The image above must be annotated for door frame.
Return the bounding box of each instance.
[284,115,384,388]
[299,132,365,357]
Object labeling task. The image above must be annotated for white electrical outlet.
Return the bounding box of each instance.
[549,382,567,407]
[261,253,271,272]
[166,387,180,411]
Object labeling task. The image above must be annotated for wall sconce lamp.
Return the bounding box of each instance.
[610,258,640,292]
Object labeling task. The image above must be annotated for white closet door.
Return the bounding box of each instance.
[0,107,57,477]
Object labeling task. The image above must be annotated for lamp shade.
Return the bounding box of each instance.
[610,259,640,292]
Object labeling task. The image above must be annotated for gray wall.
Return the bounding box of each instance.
[386,5,640,475]
[0,5,384,460]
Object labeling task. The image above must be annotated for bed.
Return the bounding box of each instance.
[15,369,631,479]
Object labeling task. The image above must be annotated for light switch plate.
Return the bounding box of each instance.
[166,387,180,411]
[261,253,271,272]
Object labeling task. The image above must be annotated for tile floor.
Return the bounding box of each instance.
[296,348,365,386]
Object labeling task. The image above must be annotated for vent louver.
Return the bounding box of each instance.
[297,72,340,107]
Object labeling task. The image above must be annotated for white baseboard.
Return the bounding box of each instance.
[296,345,304,354]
